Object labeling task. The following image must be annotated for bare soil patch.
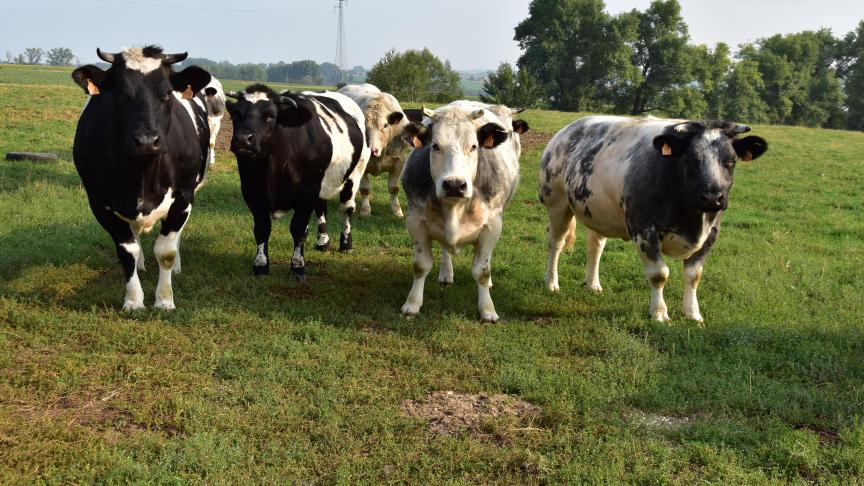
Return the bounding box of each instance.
[401,391,542,440]
[215,114,233,152]
[520,131,553,151]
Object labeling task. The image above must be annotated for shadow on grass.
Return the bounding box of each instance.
[0,161,81,193]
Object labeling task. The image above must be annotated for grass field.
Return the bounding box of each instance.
[1,66,863,484]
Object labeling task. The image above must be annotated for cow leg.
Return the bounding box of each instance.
[585,229,607,292]
[438,248,454,286]
[289,205,313,281]
[388,159,405,218]
[208,116,221,165]
[251,210,272,276]
[401,218,433,318]
[635,230,670,322]
[339,184,357,253]
[473,215,503,323]
[88,200,144,311]
[314,199,330,251]
[134,232,146,272]
[153,200,191,310]
[544,200,575,292]
[683,226,719,325]
[238,160,272,275]
[358,173,372,217]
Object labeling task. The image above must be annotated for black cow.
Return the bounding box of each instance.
[226,85,370,279]
[71,46,211,311]
[540,116,767,324]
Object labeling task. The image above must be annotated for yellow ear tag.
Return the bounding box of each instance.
[411,135,423,149]
[661,143,672,156]
[86,79,100,95]
[742,150,753,162]
[181,84,194,100]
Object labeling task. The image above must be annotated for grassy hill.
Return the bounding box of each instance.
[1,65,863,483]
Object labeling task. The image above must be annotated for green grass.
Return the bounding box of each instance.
[1,65,864,484]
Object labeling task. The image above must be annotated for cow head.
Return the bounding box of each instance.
[71,46,211,157]
[405,107,508,200]
[652,121,767,212]
[225,84,311,158]
[365,94,406,158]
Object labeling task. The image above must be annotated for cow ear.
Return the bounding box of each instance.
[512,119,529,135]
[477,123,508,149]
[170,66,211,95]
[652,134,688,158]
[387,111,404,125]
[71,65,106,95]
[733,136,768,162]
[402,122,429,148]
[276,96,312,127]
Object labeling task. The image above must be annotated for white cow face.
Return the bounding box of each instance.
[365,97,405,158]
[422,107,509,200]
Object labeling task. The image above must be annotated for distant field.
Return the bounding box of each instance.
[1,64,863,484]
[460,78,485,96]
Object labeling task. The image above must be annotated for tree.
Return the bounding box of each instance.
[367,49,462,102]
[721,58,770,124]
[616,0,692,115]
[14,54,25,64]
[689,43,731,118]
[480,62,546,108]
[515,0,634,111]
[46,47,74,66]
[320,62,342,85]
[839,21,864,130]
[23,47,44,65]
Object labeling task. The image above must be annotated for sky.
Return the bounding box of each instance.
[2,0,864,70]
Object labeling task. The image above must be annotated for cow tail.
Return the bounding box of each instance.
[564,217,577,251]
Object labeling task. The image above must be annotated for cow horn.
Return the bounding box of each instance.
[673,121,702,135]
[280,95,298,109]
[512,107,526,114]
[728,124,751,135]
[469,109,485,120]
[96,48,119,64]
[163,52,188,65]
[225,91,242,100]
[422,106,436,118]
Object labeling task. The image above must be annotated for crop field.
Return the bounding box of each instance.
[1,66,863,483]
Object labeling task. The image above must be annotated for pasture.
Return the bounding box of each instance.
[1,65,863,483]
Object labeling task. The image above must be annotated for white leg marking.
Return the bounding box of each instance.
[390,194,403,218]
[119,241,145,311]
[154,231,181,310]
[291,246,305,269]
[683,261,704,324]
[253,243,268,267]
[438,248,454,285]
[585,229,607,292]
[134,232,146,272]
[359,174,372,216]
[545,205,574,293]
[636,243,670,322]
[401,220,432,318]
[473,216,502,323]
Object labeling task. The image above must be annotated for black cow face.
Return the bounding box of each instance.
[226,85,310,158]
[653,121,767,212]
[71,46,211,157]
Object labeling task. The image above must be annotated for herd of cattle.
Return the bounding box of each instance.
[68,47,768,323]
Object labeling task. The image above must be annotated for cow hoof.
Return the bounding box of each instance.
[685,312,705,326]
[480,311,499,323]
[315,241,330,252]
[585,283,603,293]
[339,241,353,253]
[439,279,453,288]
[253,265,270,276]
[651,312,671,323]
[392,207,404,218]
[291,266,306,282]
[359,206,372,217]
[546,283,560,293]
[400,304,420,318]
[154,300,176,311]
[122,300,145,312]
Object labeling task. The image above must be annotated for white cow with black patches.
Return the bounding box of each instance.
[540,116,768,324]
[400,105,528,322]
[202,76,226,165]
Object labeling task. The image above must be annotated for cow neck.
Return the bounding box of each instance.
[439,197,472,250]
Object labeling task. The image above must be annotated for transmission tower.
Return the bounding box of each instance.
[335,0,347,84]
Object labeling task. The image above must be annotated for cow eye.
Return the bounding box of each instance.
[432,143,440,151]
[470,144,478,152]
[162,92,172,103]
[264,114,275,122]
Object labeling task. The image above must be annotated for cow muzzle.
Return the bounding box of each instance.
[698,192,727,212]
[231,131,259,154]
[132,132,163,155]
[440,178,469,199]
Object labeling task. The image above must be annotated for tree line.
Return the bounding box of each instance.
[481,0,864,130]
[5,47,75,66]
[180,58,366,86]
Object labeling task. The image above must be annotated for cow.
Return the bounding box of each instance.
[337,83,408,217]
[225,84,370,279]
[400,104,528,322]
[70,46,212,311]
[203,76,226,165]
[539,116,768,323]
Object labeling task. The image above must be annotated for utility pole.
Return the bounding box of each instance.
[335,0,347,84]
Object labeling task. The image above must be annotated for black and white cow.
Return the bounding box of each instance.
[226,84,370,279]
[203,76,226,165]
[540,116,768,323]
[400,104,528,322]
[71,46,211,311]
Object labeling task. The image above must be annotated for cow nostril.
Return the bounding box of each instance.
[151,135,161,149]
[245,134,254,144]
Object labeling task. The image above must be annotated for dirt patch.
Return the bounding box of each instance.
[11,391,145,436]
[520,131,553,151]
[215,114,233,152]
[401,391,542,440]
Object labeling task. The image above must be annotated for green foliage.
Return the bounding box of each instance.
[480,62,546,108]
[266,60,322,85]
[22,47,44,65]
[46,48,74,67]
[839,21,864,130]
[366,49,462,103]
[721,59,770,124]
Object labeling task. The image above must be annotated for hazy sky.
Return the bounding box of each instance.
[3,0,864,70]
